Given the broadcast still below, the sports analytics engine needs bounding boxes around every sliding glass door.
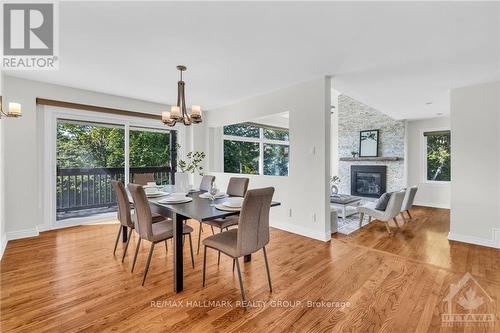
[129,126,175,185]
[55,119,175,222]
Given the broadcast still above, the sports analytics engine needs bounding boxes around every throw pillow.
[375,192,392,210]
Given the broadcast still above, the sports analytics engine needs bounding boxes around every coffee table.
[330,194,362,219]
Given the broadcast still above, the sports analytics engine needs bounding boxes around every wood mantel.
[339,156,403,162]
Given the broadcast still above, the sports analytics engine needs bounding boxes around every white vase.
[175,172,189,193]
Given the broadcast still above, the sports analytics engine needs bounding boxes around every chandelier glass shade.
[162,65,202,127]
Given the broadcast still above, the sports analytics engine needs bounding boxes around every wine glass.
[209,183,218,207]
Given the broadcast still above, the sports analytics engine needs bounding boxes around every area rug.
[337,213,364,235]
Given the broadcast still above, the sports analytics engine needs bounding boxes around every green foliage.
[427,134,451,181]
[263,144,289,176]
[57,123,125,168]
[57,123,170,168]
[223,123,259,138]
[224,140,259,174]
[178,151,206,175]
[264,128,289,141]
[129,130,169,167]
[330,175,340,185]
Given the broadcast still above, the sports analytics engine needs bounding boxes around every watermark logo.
[2,1,58,70]
[442,272,495,328]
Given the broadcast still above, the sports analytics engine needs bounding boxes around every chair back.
[236,187,274,256]
[227,177,249,197]
[199,175,215,191]
[111,181,134,228]
[382,190,406,221]
[127,183,153,240]
[401,186,418,211]
[133,173,155,185]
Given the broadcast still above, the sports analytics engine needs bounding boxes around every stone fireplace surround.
[336,94,405,197]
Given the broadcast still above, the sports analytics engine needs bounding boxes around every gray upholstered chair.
[127,183,195,286]
[133,173,155,185]
[400,186,418,221]
[356,190,406,234]
[199,175,215,192]
[111,181,165,262]
[196,177,250,256]
[202,187,274,304]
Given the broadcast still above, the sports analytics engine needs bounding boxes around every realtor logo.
[442,272,495,327]
[2,2,58,69]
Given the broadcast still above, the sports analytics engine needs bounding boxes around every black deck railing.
[56,166,173,213]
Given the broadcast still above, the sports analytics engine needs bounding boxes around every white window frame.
[421,128,451,184]
[40,105,184,230]
[222,125,289,176]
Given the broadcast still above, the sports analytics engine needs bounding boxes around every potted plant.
[351,150,358,158]
[330,175,340,195]
[176,148,206,192]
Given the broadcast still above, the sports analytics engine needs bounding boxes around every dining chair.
[128,183,195,286]
[199,175,215,191]
[111,181,166,262]
[202,187,274,305]
[196,177,250,255]
[133,173,155,185]
[357,190,406,234]
[400,186,418,221]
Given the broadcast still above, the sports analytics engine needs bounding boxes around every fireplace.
[351,165,387,198]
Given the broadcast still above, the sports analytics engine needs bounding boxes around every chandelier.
[162,65,202,127]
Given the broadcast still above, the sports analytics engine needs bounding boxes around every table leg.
[122,226,128,243]
[342,206,347,219]
[244,254,252,262]
[173,213,183,292]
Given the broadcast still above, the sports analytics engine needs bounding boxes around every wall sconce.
[0,97,22,118]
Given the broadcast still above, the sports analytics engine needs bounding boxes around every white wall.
[449,81,500,248]
[203,77,332,241]
[2,75,174,240]
[0,73,6,258]
[406,117,451,208]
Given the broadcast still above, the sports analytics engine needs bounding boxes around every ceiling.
[6,2,500,120]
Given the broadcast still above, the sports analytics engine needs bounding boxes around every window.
[424,130,451,182]
[223,122,289,176]
[56,119,176,221]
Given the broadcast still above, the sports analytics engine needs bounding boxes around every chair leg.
[142,242,155,286]
[164,239,168,254]
[113,225,122,255]
[217,227,222,265]
[235,258,246,305]
[121,228,133,263]
[393,217,400,229]
[358,213,365,228]
[202,246,207,287]
[368,216,372,224]
[400,212,407,223]
[211,226,215,235]
[197,222,203,255]
[232,258,235,272]
[263,246,272,292]
[188,233,195,269]
[384,222,392,234]
[131,238,141,273]
[407,210,413,220]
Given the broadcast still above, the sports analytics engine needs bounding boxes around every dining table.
[128,185,281,293]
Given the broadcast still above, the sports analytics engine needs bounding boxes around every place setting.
[157,192,193,204]
[143,182,170,198]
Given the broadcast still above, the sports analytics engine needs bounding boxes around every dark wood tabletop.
[141,190,280,293]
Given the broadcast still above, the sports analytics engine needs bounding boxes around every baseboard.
[448,229,500,249]
[6,228,39,241]
[271,221,330,242]
[0,234,7,260]
[414,201,450,209]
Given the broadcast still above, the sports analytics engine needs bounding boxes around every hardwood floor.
[1,207,499,332]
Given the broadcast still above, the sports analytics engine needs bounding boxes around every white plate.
[222,197,244,208]
[158,197,193,204]
[146,192,169,198]
[199,192,227,199]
